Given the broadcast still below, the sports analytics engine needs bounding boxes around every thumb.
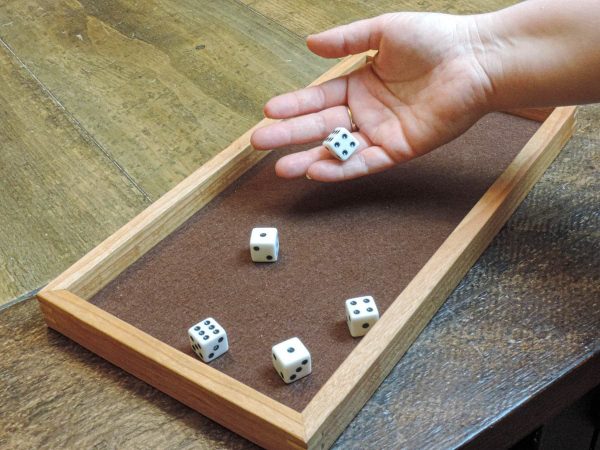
[307,15,386,59]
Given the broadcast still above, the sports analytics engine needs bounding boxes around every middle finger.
[251,105,354,150]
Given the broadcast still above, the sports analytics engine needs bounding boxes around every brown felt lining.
[91,113,540,412]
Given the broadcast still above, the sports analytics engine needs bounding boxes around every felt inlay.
[91,113,540,411]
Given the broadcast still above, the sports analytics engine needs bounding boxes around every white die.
[188,317,229,363]
[323,127,359,161]
[272,337,311,384]
[250,227,279,262]
[345,296,379,337]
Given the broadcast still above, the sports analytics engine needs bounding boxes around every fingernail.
[306,173,312,180]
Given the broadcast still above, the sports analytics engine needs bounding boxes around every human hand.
[250,12,494,182]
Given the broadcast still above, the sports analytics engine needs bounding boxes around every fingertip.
[306,30,339,58]
[309,17,385,59]
[275,147,332,179]
[306,32,321,44]
[274,158,286,177]
[250,128,270,151]
[263,100,278,119]
[249,131,262,151]
[305,33,319,52]
[263,95,293,119]
[275,156,304,179]
[306,160,343,182]
[305,165,318,181]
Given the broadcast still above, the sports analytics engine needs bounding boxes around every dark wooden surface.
[1,0,599,448]
[1,105,598,448]
[0,0,526,307]
[0,0,329,305]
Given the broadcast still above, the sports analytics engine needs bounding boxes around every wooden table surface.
[1,1,598,448]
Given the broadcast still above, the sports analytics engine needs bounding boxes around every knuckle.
[314,85,327,110]
[315,113,328,136]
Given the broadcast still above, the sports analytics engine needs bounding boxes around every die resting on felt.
[345,296,379,337]
[188,317,229,362]
[272,337,312,384]
[250,227,279,262]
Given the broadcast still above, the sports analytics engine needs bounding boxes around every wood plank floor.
[0,0,329,305]
[0,0,598,448]
[1,104,598,446]
[0,41,148,305]
[0,0,330,199]
[0,0,520,306]
[239,0,517,36]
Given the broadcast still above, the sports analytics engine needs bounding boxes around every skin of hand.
[251,13,494,182]
[250,0,600,182]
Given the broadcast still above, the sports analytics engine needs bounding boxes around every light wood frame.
[36,52,576,449]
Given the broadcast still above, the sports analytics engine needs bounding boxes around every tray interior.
[90,112,540,411]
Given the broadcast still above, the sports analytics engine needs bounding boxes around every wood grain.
[37,289,307,450]
[0,0,330,199]
[239,0,517,37]
[1,0,596,448]
[0,298,260,450]
[238,1,551,126]
[37,105,576,448]
[238,1,550,126]
[42,53,370,299]
[303,106,576,449]
[0,40,147,306]
[0,0,549,306]
[4,106,597,450]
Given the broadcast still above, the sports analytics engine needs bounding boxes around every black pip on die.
[323,126,359,161]
[345,296,379,337]
[250,227,279,262]
[188,317,229,363]
[272,337,312,384]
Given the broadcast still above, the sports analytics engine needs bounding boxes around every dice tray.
[36,53,576,449]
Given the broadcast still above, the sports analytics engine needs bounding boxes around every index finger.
[264,76,348,119]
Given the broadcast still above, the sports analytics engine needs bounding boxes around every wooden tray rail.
[37,52,576,449]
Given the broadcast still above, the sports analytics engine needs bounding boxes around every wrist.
[470,0,600,110]
[468,11,514,113]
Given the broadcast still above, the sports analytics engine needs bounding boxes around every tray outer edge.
[34,46,573,448]
[302,106,576,450]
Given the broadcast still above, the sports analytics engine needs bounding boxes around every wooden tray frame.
[36,52,576,449]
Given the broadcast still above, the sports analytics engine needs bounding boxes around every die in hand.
[345,296,379,337]
[323,127,359,161]
[188,317,229,363]
[250,227,279,262]
[272,337,312,384]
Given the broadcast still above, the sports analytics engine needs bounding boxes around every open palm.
[251,12,494,181]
